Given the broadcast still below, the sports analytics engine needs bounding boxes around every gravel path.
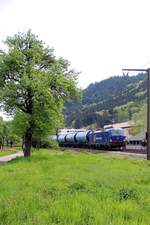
[0,152,23,164]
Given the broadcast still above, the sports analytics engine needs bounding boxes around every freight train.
[56,127,126,150]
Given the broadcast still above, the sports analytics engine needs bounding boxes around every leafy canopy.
[0,30,79,139]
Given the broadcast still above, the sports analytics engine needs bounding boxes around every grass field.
[0,149,150,225]
[0,148,18,157]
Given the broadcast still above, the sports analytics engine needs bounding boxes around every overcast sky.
[1,0,150,90]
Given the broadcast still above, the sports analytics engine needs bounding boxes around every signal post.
[122,68,150,160]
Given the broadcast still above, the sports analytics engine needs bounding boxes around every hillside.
[64,73,147,128]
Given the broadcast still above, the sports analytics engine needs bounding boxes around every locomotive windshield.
[110,129,125,136]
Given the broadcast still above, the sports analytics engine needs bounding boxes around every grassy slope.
[0,149,150,225]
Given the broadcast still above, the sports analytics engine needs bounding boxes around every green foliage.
[0,30,79,155]
[135,91,146,98]
[5,121,20,145]
[0,118,20,148]
[132,104,147,135]
[32,137,59,149]
[0,150,150,224]
[11,112,30,137]
[0,117,6,146]
[48,139,59,149]
[115,101,140,122]
[65,74,147,128]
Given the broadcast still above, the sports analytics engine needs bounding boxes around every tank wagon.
[57,128,126,150]
[57,133,67,147]
[65,132,77,146]
[75,130,93,147]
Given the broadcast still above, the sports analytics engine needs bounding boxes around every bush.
[32,138,59,149]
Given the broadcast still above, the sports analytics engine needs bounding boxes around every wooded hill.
[64,73,147,129]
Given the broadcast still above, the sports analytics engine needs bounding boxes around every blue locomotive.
[56,127,126,150]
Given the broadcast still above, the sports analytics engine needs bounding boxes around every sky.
[1,0,150,90]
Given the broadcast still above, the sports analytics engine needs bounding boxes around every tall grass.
[0,149,150,225]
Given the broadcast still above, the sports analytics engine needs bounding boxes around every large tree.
[0,30,79,157]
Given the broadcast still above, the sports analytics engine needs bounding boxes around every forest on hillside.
[64,74,147,131]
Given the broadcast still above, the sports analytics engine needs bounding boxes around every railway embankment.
[66,147,147,158]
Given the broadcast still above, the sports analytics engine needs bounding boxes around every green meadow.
[0,149,150,225]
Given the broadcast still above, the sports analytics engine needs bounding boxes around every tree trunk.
[24,132,32,157]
